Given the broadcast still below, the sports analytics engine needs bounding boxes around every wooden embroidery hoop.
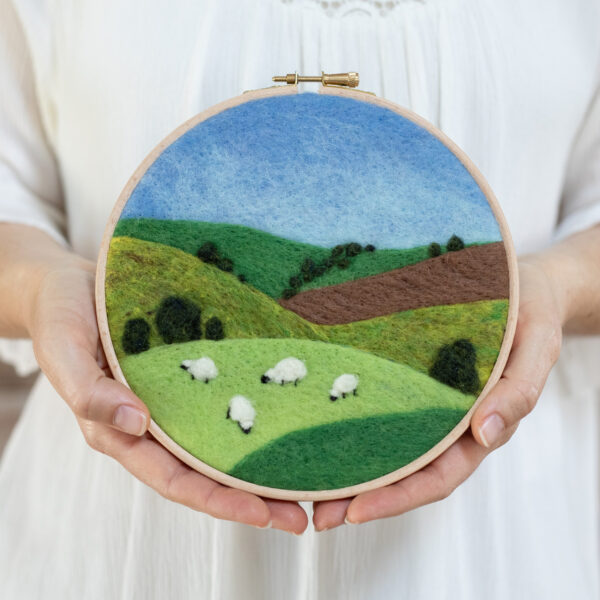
[96,82,519,501]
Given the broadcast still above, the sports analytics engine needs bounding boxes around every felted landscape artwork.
[104,92,511,492]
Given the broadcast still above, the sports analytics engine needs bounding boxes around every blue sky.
[121,93,500,249]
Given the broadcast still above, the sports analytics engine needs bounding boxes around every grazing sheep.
[226,395,256,434]
[329,374,359,401]
[180,357,218,383]
[261,357,307,386]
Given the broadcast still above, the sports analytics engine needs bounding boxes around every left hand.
[313,257,564,530]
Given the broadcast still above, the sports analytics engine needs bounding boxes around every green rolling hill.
[113,218,453,299]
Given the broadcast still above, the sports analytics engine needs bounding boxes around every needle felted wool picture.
[97,82,517,501]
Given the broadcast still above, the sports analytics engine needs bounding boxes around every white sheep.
[180,357,218,383]
[329,374,359,401]
[261,357,307,386]
[226,395,256,434]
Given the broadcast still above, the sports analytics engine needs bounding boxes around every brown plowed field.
[278,242,509,325]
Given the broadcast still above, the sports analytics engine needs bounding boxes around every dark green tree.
[155,296,202,344]
[216,257,234,272]
[282,288,297,299]
[301,257,316,275]
[205,316,225,341]
[289,275,303,289]
[197,241,219,263]
[428,242,442,258]
[345,242,363,257]
[122,318,150,355]
[365,244,376,252]
[446,235,465,252]
[429,339,479,394]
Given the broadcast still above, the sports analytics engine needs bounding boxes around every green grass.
[326,301,508,391]
[120,338,474,478]
[229,408,468,490]
[106,236,508,392]
[113,218,447,298]
[106,236,324,354]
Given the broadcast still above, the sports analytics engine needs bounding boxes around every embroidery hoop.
[96,82,518,501]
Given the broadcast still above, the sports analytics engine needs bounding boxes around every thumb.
[35,330,150,436]
[471,307,562,449]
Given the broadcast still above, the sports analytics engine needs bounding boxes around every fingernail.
[344,516,356,525]
[113,405,147,436]
[479,413,505,448]
[257,520,272,530]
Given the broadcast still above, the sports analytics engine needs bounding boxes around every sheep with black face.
[227,395,256,434]
[261,357,307,386]
[329,374,359,401]
[180,357,218,383]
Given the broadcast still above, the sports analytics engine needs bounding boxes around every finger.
[344,431,492,524]
[264,499,309,534]
[471,305,561,449]
[86,423,275,527]
[86,423,308,532]
[36,332,150,435]
[312,498,352,532]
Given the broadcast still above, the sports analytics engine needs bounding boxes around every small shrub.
[289,275,303,289]
[314,264,327,277]
[365,244,376,252]
[428,242,442,258]
[237,274,247,283]
[216,257,234,272]
[429,339,479,394]
[282,288,297,299]
[205,316,225,341]
[302,271,315,283]
[197,241,218,263]
[324,257,335,268]
[446,235,465,252]
[156,296,202,344]
[337,258,350,269]
[301,257,316,275]
[345,242,362,257]
[122,318,150,355]
[331,245,345,258]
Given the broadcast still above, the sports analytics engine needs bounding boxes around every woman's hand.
[312,254,567,531]
[3,225,307,534]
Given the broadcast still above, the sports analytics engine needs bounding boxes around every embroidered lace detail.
[280,0,420,17]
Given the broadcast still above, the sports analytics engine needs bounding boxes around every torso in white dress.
[1,1,600,598]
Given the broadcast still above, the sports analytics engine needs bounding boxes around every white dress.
[1,1,600,598]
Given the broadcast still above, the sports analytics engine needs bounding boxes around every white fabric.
[1,0,600,597]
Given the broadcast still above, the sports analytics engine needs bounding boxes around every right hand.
[28,255,308,534]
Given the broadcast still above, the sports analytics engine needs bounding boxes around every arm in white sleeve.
[555,78,600,241]
[0,0,67,376]
[0,0,66,245]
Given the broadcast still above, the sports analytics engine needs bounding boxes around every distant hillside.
[280,242,509,324]
[105,236,324,355]
[106,237,508,391]
[113,218,447,299]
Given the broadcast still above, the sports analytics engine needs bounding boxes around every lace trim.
[280,0,421,18]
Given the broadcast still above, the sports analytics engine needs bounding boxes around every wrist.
[521,243,587,330]
[0,224,93,338]
[22,253,94,337]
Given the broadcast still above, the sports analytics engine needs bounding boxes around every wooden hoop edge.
[95,84,519,502]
